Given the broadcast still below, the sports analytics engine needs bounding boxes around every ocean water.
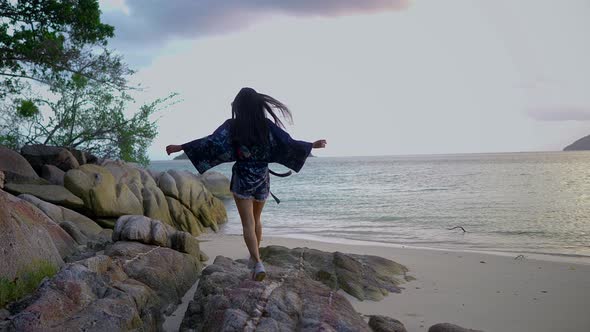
[150,152,590,258]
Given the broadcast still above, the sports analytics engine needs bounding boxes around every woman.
[166,87,327,281]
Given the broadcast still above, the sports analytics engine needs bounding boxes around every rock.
[260,245,410,301]
[105,241,201,315]
[66,148,87,165]
[0,146,41,184]
[95,218,117,229]
[368,315,407,332]
[428,323,483,332]
[564,134,590,151]
[113,215,175,247]
[4,183,84,210]
[157,169,227,235]
[19,194,103,238]
[0,190,64,280]
[64,164,143,217]
[41,164,65,185]
[198,171,231,198]
[199,251,209,262]
[180,256,370,332]
[87,229,114,251]
[0,309,9,321]
[5,240,202,331]
[0,170,4,189]
[21,144,80,173]
[113,215,201,258]
[60,221,88,245]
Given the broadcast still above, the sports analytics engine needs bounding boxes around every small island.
[564,134,590,151]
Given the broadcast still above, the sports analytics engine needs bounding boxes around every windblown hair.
[230,87,293,146]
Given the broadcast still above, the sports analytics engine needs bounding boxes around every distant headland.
[564,134,590,151]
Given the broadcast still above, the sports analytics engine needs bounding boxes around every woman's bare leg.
[253,200,266,247]
[234,195,262,263]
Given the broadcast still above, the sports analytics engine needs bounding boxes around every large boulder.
[101,160,174,225]
[156,169,227,235]
[20,144,80,174]
[0,146,42,184]
[260,245,411,301]
[105,241,201,315]
[18,194,103,239]
[0,190,65,280]
[112,215,201,258]
[198,171,231,199]
[64,164,143,218]
[41,164,65,186]
[181,256,371,332]
[3,183,84,210]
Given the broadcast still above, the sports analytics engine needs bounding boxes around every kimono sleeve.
[181,119,235,174]
[267,120,313,172]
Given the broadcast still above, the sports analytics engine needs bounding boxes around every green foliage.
[0,0,131,96]
[16,100,39,118]
[0,260,58,308]
[0,75,178,165]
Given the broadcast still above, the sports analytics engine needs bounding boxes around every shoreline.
[183,233,590,332]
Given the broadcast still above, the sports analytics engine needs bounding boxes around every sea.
[150,151,590,260]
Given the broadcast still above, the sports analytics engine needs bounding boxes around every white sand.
[165,233,590,332]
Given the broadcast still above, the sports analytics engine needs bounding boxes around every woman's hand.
[312,139,327,149]
[166,144,183,155]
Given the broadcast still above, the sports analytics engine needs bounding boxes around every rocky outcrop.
[63,162,226,234]
[0,190,66,280]
[20,144,80,174]
[181,247,411,331]
[0,146,43,184]
[259,245,411,301]
[564,134,590,151]
[2,230,202,331]
[199,171,231,199]
[41,164,65,186]
[18,194,103,240]
[428,323,483,332]
[181,256,372,332]
[4,183,84,210]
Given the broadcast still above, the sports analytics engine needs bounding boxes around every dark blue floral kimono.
[182,119,312,202]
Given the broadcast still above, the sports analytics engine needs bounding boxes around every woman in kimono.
[165,87,327,281]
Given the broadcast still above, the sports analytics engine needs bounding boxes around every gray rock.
[260,245,411,301]
[41,164,65,186]
[180,255,370,332]
[19,194,102,238]
[0,146,41,184]
[428,323,484,332]
[4,183,84,209]
[368,315,407,332]
[105,241,201,315]
[199,171,231,199]
[0,170,4,189]
[0,309,9,321]
[21,144,80,173]
[60,220,88,245]
[0,190,64,280]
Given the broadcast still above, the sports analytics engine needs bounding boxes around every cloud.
[101,0,410,46]
[527,106,590,121]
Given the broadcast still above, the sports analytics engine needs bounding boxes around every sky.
[98,0,590,160]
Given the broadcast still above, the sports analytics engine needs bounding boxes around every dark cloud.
[102,0,409,45]
[528,107,590,121]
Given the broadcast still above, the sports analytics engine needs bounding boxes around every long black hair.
[231,87,293,146]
